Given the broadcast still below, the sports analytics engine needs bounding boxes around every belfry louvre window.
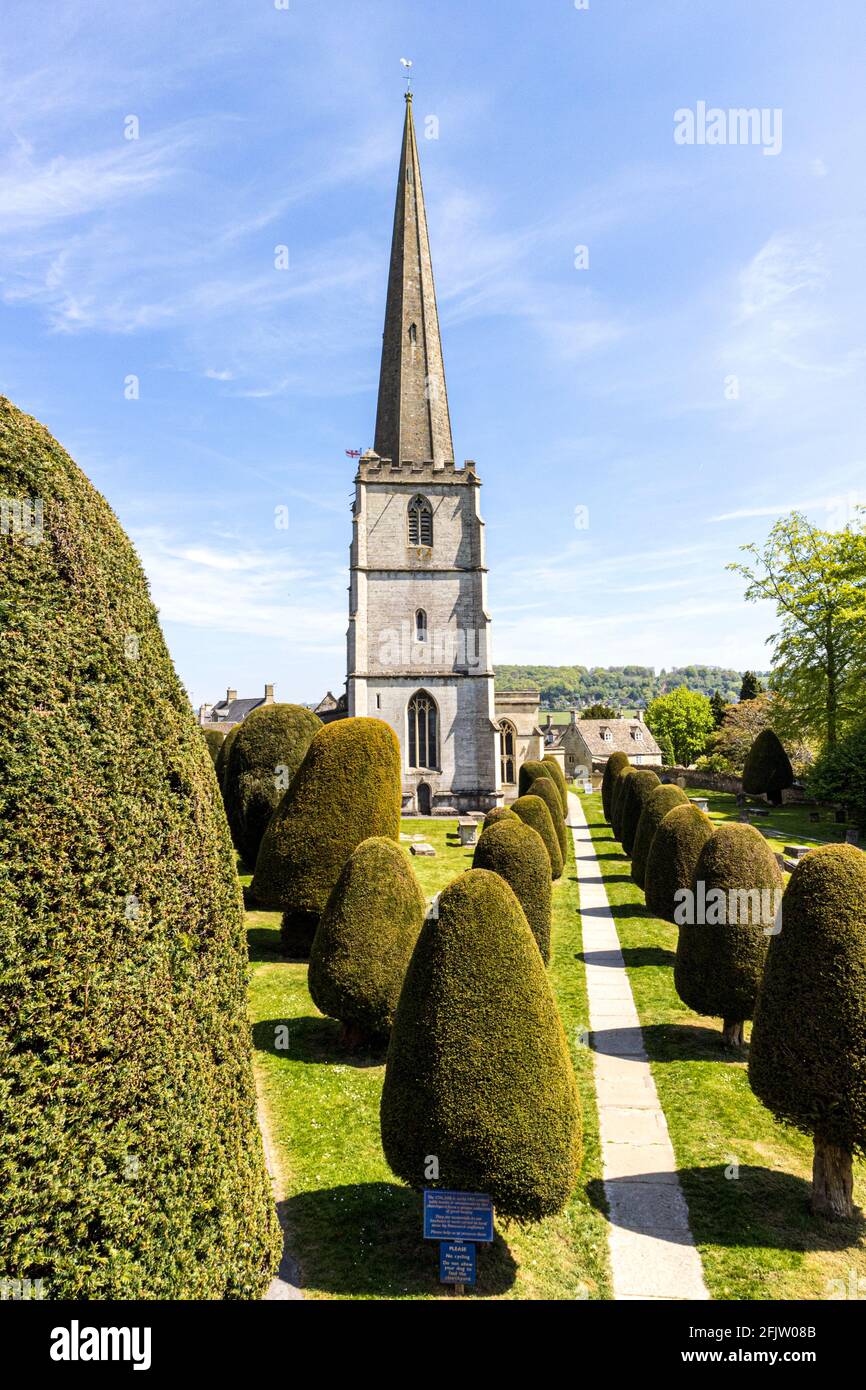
[408,495,433,546]
[408,691,438,769]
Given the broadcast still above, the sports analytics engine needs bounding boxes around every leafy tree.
[739,671,763,702]
[749,844,866,1217]
[380,870,582,1221]
[710,690,727,728]
[730,512,866,747]
[655,732,675,767]
[808,718,866,831]
[581,702,619,720]
[645,687,715,766]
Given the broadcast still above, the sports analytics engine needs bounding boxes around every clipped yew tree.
[253,716,401,954]
[631,783,689,890]
[222,702,320,869]
[542,755,569,813]
[602,751,630,822]
[473,818,552,962]
[308,837,425,1042]
[214,720,242,791]
[0,396,280,1298]
[749,844,866,1218]
[610,765,636,841]
[530,775,569,861]
[201,727,225,764]
[742,728,794,806]
[511,793,563,879]
[380,869,582,1221]
[517,759,550,796]
[675,823,783,1047]
[483,805,518,829]
[620,769,661,856]
[645,802,715,923]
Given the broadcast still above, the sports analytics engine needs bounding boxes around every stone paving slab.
[568,793,709,1302]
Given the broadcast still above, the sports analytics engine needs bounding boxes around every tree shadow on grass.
[280,1183,518,1298]
[247,926,285,962]
[590,1021,745,1065]
[621,945,676,968]
[252,1017,388,1069]
[586,1168,864,1255]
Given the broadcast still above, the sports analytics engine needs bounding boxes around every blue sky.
[2,0,864,708]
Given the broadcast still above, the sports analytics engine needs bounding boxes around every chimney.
[570,709,577,726]
[264,683,275,702]
[226,687,237,704]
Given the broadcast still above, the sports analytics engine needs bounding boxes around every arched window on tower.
[408,322,417,345]
[415,608,427,642]
[408,691,438,769]
[499,720,517,786]
[408,495,433,546]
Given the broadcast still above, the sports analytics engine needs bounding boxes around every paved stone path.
[568,793,709,1301]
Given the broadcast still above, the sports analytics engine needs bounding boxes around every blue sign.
[440,1240,476,1286]
[423,1189,494,1243]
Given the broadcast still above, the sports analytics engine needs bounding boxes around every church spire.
[373,92,454,469]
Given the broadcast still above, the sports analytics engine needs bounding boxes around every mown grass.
[245,820,611,1300]
[685,787,849,862]
[582,790,866,1301]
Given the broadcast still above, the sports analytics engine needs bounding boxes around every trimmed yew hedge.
[620,769,661,856]
[530,775,569,861]
[602,751,630,823]
[749,844,866,1217]
[511,794,563,879]
[610,765,636,841]
[518,759,552,798]
[308,837,425,1039]
[201,727,225,764]
[0,396,280,1298]
[631,783,689,889]
[675,823,783,1046]
[222,702,320,869]
[542,756,569,813]
[483,805,518,830]
[253,717,401,955]
[644,802,715,924]
[380,869,582,1221]
[473,818,552,962]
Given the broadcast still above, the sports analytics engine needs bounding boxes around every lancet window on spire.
[408,495,433,546]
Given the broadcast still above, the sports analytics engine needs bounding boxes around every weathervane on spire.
[400,57,413,94]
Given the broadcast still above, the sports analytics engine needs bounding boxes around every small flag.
[345,448,361,458]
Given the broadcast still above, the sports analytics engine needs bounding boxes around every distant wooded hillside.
[493,665,768,709]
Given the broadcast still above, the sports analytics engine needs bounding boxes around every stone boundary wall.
[662,766,808,804]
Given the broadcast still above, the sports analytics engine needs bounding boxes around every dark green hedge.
[644,802,715,923]
[483,805,518,829]
[253,716,401,955]
[542,756,569,813]
[602,751,630,822]
[631,784,689,889]
[529,775,568,861]
[511,794,563,879]
[741,728,794,806]
[308,837,425,1038]
[380,869,582,1221]
[750,844,866,1153]
[222,702,320,869]
[517,759,552,798]
[0,396,280,1298]
[214,721,242,791]
[610,765,636,841]
[620,769,661,856]
[674,823,783,1030]
[201,727,225,764]
[473,819,552,962]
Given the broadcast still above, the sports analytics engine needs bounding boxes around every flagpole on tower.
[400,57,413,94]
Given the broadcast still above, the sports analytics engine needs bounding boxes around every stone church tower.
[346,93,501,814]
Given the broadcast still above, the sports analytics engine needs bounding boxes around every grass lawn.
[246,819,612,1300]
[581,790,866,1301]
[684,787,849,863]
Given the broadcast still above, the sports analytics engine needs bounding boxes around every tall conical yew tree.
[0,397,280,1297]
[620,769,661,856]
[630,783,689,889]
[222,701,320,869]
[644,802,714,924]
[749,844,866,1218]
[742,728,794,806]
[610,765,636,841]
[602,751,629,823]
[542,755,569,813]
[380,869,582,1221]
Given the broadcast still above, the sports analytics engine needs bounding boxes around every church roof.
[373,93,454,469]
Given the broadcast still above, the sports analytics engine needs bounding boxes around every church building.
[346,93,511,815]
